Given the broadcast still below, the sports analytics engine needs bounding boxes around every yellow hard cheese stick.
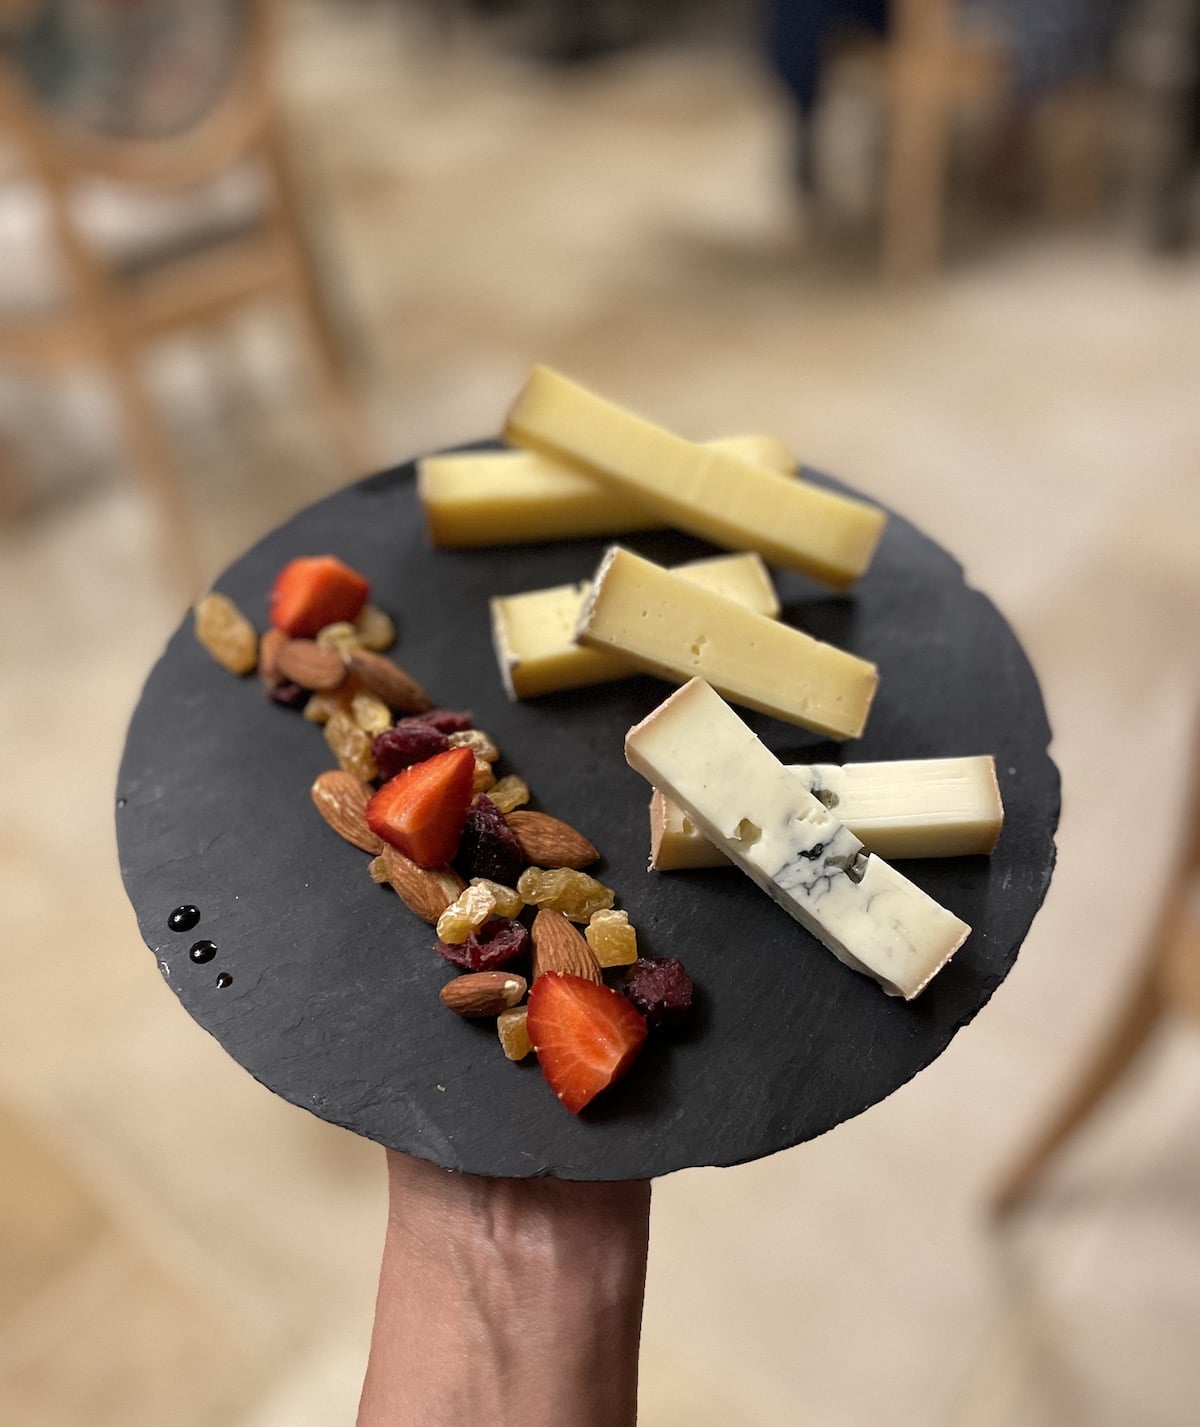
[505,365,886,588]
[492,551,780,699]
[418,433,794,549]
[576,546,877,740]
[625,679,971,999]
[649,756,1004,869]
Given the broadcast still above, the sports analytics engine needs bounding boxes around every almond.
[276,638,348,691]
[311,770,383,853]
[440,971,528,1018]
[506,811,599,870]
[530,908,602,984]
[347,649,433,714]
[375,844,465,923]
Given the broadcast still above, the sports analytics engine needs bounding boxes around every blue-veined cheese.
[625,679,971,998]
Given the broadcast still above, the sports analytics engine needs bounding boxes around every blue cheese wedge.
[650,755,1003,867]
[625,680,971,999]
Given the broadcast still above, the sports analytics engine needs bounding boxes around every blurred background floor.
[2,1,1199,1424]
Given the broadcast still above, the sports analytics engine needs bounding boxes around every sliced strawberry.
[270,556,370,638]
[365,746,476,869]
[526,972,648,1114]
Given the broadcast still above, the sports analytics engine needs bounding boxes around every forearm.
[358,1151,651,1427]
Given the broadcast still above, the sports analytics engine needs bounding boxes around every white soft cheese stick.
[649,756,1003,868]
[625,680,971,999]
[505,365,886,587]
[418,433,794,548]
[492,552,780,699]
[577,545,877,739]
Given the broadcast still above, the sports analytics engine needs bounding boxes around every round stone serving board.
[116,453,1059,1180]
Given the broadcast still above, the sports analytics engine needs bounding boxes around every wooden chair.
[992,712,1200,1215]
[0,0,368,591]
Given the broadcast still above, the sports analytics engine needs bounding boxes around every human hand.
[358,1150,651,1427]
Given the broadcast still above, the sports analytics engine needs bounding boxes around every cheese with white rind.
[492,552,780,699]
[625,679,971,999]
[418,433,793,549]
[576,546,877,739]
[504,365,885,587]
[649,755,1003,868]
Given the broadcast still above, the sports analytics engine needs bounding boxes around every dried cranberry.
[624,957,693,1028]
[437,916,529,971]
[419,709,475,734]
[267,681,308,709]
[455,795,526,885]
[372,721,450,779]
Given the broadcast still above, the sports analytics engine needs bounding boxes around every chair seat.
[0,160,269,317]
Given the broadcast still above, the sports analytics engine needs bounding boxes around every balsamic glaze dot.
[189,940,218,964]
[169,905,200,933]
[215,972,233,989]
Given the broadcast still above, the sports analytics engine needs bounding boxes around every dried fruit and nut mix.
[192,558,696,1116]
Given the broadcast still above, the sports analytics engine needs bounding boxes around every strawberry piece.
[269,556,370,638]
[526,972,648,1114]
[365,746,476,869]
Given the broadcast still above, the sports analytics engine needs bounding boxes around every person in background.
[763,0,1128,198]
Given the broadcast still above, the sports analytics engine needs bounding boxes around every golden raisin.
[585,909,638,968]
[449,728,499,763]
[324,709,377,781]
[354,603,396,652]
[194,593,258,675]
[516,867,614,923]
[487,775,530,815]
[351,692,392,736]
[316,621,362,656]
[436,884,496,944]
[471,755,496,795]
[497,1006,532,1061]
[470,878,523,918]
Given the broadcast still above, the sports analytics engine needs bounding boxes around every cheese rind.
[576,546,877,739]
[492,552,780,699]
[625,680,971,999]
[504,365,886,587]
[418,434,793,549]
[650,756,1003,867]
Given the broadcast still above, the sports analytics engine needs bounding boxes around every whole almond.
[440,971,528,1018]
[506,811,599,870]
[376,844,465,923]
[276,638,348,691]
[311,770,383,853]
[348,649,433,714]
[530,908,602,984]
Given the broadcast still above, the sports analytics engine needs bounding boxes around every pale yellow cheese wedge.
[418,433,793,549]
[505,365,886,587]
[576,546,877,739]
[625,680,970,999]
[492,551,780,699]
[649,756,1003,868]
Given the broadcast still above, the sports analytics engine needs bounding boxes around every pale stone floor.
[2,4,1200,1424]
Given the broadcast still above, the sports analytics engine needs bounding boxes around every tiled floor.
[2,3,1199,1423]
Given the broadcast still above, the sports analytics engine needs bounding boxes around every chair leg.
[883,53,951,281]
[990,959,1164,1217]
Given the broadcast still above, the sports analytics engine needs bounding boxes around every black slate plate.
[116,454,1059,1180]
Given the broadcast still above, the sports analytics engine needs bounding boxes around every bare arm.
[358,1150,651,1427]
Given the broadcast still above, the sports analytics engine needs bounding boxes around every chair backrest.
[0,0,274,189]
